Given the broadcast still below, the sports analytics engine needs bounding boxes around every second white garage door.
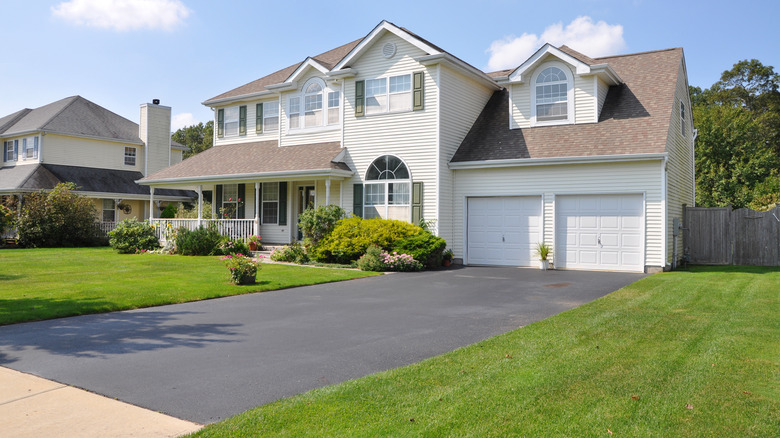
[467,196,542,266]
[555,194,644,272]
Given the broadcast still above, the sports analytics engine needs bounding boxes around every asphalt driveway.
[0,266,644,424]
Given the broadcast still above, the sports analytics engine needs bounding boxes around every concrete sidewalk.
[0,367,201,438]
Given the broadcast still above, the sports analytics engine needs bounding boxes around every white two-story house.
[0,96,193,232]
[139,20,695,273]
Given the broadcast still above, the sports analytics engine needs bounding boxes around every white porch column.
[254,182,260,236]
[149,187,155,220]
[325,178,331,205]
[197,185,203,227]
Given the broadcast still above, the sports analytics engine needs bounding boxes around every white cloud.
[486,16,626,71]
[172,112,199,131]
[52,0,191,32]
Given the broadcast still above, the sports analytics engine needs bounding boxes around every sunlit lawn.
[0,247,378,325]
[191,265,779,437]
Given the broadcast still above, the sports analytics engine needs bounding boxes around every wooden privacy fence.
[683,205,780,266]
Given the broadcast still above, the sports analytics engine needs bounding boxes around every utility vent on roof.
[382,42,396,59]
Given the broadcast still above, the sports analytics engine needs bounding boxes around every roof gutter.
[449,153,668,170]
[137,168,355,186]
[202,90,276,107]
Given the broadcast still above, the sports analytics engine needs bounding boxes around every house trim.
[449,153,668,170]
[138,168,354,186]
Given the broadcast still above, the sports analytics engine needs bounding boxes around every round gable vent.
[382,42,397,59]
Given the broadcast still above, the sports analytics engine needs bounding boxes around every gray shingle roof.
[0,163,192,197]
[452,48,683,162]
[139,141,352,183]
[0,96,142,143]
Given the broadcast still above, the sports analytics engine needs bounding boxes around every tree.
[172,121,214,158]
[693,59,780,209]
[16,182,105,247]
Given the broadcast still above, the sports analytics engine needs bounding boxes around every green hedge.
[108,218,160,254]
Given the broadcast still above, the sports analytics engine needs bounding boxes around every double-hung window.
[304,82,323,127]
[327,91,340,124]
[262,182,279,224]
[363,155,411,221]
[22,137,38,160]
[124,147,136,166]
[223,107,239,137]
[288,97,301,129]
[365,74,412,115]
[4,140,17,162]
[264,101,279,132]
[102,199,116,223]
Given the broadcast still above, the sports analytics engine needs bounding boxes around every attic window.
[535,67,569,122]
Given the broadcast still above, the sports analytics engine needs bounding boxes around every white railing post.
[325,178,331,205]
[149,187,155,221]
[254,182,260,236]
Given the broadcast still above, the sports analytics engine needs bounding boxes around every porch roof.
[137,140,353,186]
[0,163,193,199]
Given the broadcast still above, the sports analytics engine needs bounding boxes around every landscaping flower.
[221,254,260,285]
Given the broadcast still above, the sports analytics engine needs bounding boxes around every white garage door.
[467,196,542,266]
[556,194,644,272]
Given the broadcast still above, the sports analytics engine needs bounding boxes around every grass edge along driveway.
[0,247,378,325]
[190,265,779,437]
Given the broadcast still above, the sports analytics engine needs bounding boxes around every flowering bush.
[270,243,309,264]
[381,251,423,272]
[357,245,422,272]
[221,253,262,285]
[109,218,160,254]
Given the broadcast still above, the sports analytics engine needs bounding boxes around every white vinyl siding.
[664,59,696,267]
[574,74,596,124]
[511,83,531,129]
[452,160,665,270]
[343,32,438,225]
[438,64,495,247]
[214,99,280,146]
[41,134,145,171]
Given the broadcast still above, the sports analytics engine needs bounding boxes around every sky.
[2,0,779,131]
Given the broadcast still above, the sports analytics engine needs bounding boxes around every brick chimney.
[139,99,171,176]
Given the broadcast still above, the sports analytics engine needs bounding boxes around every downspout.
[661,156,668,270]
[691,128,698,207]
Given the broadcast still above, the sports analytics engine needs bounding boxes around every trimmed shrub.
[309,217,423,264]
[16,182,106,248]
[356,245,385,271]
[270,243,309,264]
[160,203,177,218]
[298,204,346,247]
[108,218,160,254]
[392,231,446,269]
[175,223,223,256]
[214,236,250,256]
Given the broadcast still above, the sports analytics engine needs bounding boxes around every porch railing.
[150,219,255,241]
[100,222,118,235]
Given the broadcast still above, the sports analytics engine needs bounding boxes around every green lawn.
[0,247,377,325]
[191,266,779,437]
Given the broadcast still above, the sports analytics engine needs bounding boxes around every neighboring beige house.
[0,96,193,232]
[139,20,695,272]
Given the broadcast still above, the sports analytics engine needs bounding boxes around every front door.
[297,185,315,240]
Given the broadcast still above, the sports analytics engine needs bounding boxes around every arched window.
[288,78,340,130]
[533,65,571,124]
[364,155,411,221]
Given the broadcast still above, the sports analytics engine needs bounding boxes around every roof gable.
[452,48,684,163]
[331,20,441,71]
[0,96,141,143]
[501,43,621,85]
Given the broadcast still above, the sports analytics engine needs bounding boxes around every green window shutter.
[217,109,224,138]
[411,181,423,224]
[215,185,223,219]
[353,184,363,218]
[239,105,247,135]
[256,103,263,134]
[237,184,246,218]
[413,72,424,111]
[355,80,365,117]
[278,182,288,225]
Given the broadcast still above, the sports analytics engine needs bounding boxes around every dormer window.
[531,63,573,126]
[288,78,339,131]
